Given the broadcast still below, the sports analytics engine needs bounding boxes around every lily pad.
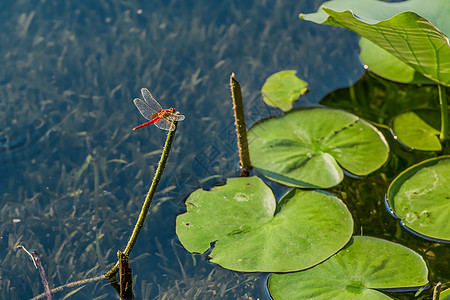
[441,288,450,300]
[268,236,429,299]
[261,70,308,112]
[386,156,450,241]
[391,110,442,151]
[247,108,389,188]
[176,176,353,272]
[300,0,450,86]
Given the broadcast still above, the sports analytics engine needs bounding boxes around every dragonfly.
[132,88,185,131]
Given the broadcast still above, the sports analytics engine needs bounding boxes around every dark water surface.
[0,0,367,299]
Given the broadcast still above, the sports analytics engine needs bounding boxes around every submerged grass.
[0,0,360,298]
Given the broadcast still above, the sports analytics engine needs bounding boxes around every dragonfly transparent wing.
[141,88,163,113]
[154,112,186,131]
[154,118,174,131]
[133,98,157,120]
[171,114,185,121]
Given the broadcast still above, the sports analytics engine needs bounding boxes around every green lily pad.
[387,156,450,241]
[359,38,434,85]
[392,110,442,151]
[247,108,389,188]
[441,288,450,300]
[268,236,429,299]
[261,70,308,112]
[300,0,450,86]
[176,176,353,272]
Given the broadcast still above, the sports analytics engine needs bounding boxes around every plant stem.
[104,122,178,278]
[230,73,251,174]
[433,282,441,300]
[439,84,448,142]
[18,246,52,300]
[31,276,106,300]
[118,251,133,299]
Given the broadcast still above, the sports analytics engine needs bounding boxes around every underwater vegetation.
[2,0,450,299]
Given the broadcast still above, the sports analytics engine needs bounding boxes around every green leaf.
[300,0,450,86]
[268,236,429,300]
[320,72,439,126]
[247,108,389,188]
[261,70,308,112]
[387,156,450,241]
[441,288,450,300]
[392,110,442,151]
[176,176,353,272]
[359,38,434,84]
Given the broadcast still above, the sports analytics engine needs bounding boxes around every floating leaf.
[268,236,429,299]
[300,0,450,86]
[387,156,450,241]
[392,110,442,151]
[441,288,450,300]
[176,176,353,272]
[261,70,308,112]
[248,108,389,188]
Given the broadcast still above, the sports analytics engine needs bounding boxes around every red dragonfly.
[132,88,185,131]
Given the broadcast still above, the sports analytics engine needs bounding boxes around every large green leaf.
[300,0,450,86]
[391,110,442,151]
[268,236,429,299]
[359,38,434,84]
[387,156,450,241]
[261,70,308,112]
[176,176,353,272]
[247,108,389,188]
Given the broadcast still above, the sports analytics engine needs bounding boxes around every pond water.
[2,0,446,299]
